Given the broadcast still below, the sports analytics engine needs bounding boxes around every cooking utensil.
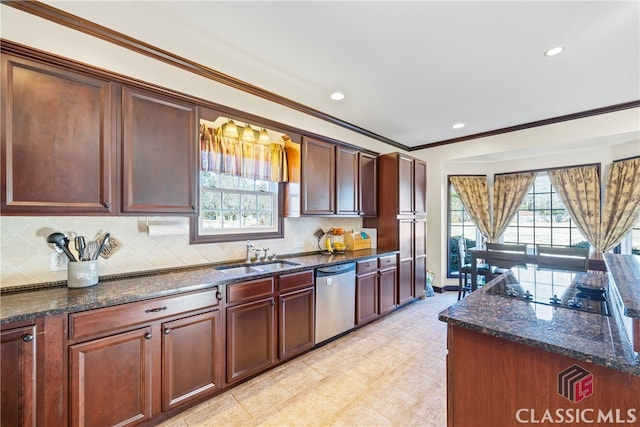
[94,233,110,260]
[47,232,77,262]
[75,236,86,261]
[86,240,99,261]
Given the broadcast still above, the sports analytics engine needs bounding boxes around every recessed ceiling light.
[330,92,345,101]
[544,46,564,57]
[452,123,465,129]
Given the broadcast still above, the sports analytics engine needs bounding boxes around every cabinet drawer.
[378,255,397,269]
[279,270,313,292]
[357,259,377,275]
[227,278,274,304]
[69,289,218,341]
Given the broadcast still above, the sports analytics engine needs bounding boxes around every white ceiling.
[41,1,639,149]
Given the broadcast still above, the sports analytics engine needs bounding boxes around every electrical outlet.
[49,252,68,271]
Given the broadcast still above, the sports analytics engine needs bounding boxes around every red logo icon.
[558,364,593,402]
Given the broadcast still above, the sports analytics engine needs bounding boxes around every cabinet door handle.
[163,328,171,335]
[191,205,196,211]
[215,290,222,301]
[144,333,152,340]
[271,300,275,306]
[103,202,111,208]
[145,306,167,313]
[22,334,34,342]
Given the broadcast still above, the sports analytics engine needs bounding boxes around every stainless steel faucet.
[246,240,254,263]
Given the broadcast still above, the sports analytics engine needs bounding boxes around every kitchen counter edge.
[1,249,397,324]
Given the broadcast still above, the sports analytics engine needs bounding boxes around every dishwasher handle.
[315,262,356,277]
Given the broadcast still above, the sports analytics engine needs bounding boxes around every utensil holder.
[67,260,99,288]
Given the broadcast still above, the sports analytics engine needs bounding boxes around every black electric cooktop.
[487,268,610,316]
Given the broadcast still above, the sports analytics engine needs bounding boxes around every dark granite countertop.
[1,249,396,324]
[439,260,640,377]
[603,253,640,318]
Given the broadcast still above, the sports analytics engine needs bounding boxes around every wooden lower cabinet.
[356,270,379,325]
[378,267,397,315]
[356,256,398,326]
[162,311,220,411]
[278,270,315,361]
[226,297,276,384]
[1,323,37,427]
[447,325,640,427]
[69,327,153,427]
[67,289,220,426]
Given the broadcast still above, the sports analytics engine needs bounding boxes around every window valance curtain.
[450,176,492,241]
[199,124,289,182]
[548,158,640,253]
[450,173,535,243]
[491,172,536,242]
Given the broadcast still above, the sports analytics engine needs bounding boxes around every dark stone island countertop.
[1,249,397,324]
[439,254,640,377]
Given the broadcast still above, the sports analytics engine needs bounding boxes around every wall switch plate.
[49,252,68,271]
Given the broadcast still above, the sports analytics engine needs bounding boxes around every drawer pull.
[22,334,34,343]
[144,333,152,340]
[163,328,171,335]
[145,306,167,313]
[216,290,222,301]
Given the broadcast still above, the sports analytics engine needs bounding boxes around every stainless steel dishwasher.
[314,262,356,344]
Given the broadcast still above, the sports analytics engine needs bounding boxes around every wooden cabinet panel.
[413,220,427,299]
[226,298,276,384]
[278,270,313,292]
[162,310,220,411]
[69,327,153,427]
[69,289,218,340]
[1,55,115,215]
[378,267,397,315]
[279,287,314,360]
[413,159,427,215]
[1,324,36,427]
[226,278,274,304]
[359,152,377,217]
[301,137,335,215]
[398,154,414,215]
[356,259,377,275]
[356,272,379,325]
[121,86,197,215]
[336,146,359,215]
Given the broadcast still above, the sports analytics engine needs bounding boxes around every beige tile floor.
[159,291,459,427]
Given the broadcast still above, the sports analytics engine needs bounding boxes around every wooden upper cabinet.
[398,154,414,215]
[300,137,335,215]
[359,152,377,217]
[121,86,197,215]
[1,55,116,215]
[398,154,426,216]
[336,146,359,216]
[413,158,427,215]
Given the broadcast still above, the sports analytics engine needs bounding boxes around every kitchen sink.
[215,260,299,274]
[254,261,299,271]
[216,265,264,275]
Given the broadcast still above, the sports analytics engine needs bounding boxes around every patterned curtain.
[599,157,640,251]
[547,165,601,249]
[450,176,492,242]
[199,123,289,182]
[491,172,536,242]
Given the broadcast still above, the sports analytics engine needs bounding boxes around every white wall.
[1,5,638,290]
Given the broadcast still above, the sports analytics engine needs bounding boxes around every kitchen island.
[439,255,639,427]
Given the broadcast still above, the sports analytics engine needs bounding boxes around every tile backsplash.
[0,216,363,289]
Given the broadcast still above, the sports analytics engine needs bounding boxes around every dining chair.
[484,242,528,280]
[457,237,492,300]
[535,245,589,272]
